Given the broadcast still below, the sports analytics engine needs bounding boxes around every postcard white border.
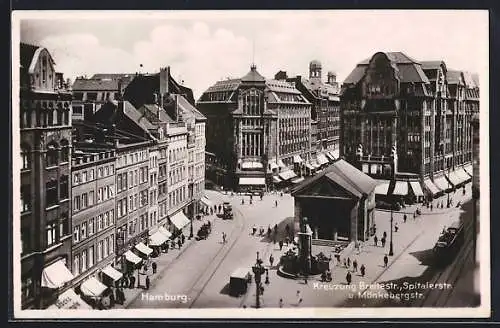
[11,9,491,319]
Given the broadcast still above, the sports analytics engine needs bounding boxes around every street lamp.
[447,167,451,208]
[252,251,265,309]
[389,209,394,256]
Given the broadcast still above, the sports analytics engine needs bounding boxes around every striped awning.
[374,180,390,195]
[101,265,123,282]
[41,259,74,289]
[424,179,440,196]
[135,242,153,257]
[446,171,462,187]
[124,250,142,265]
[80,277,108,298]
[279,170,297,181]
[200,196,213,207]
[392,181,408,196]
[170,211,191,230]
[409,181,424,197]
[434,176,451,191]
[455,169,471,183]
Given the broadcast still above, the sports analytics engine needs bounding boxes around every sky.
[16,10,488,100]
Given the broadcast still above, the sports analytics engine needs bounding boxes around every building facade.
[197,64,312,191]
[70,149,117,286]
[281,60,341,158]
[340,52,478,202]
[19,43,73,309]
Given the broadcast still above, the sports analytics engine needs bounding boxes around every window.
[73,225,80,243]
[21,226,31,254]
[21,144,31,169]
[73,173,80,185]
[98,167,103,178]
[81,193,88,209]
[89,169,95,180]
[80,249,87,272]
[104,212,110,228]
[97,215,103,232]
[104,237,109,257]
[105,166,109,176]
[60,139,69,162]
[73,195,81,212]
[88,190,94,206]
[21,185,31,213]
[59,212,69,238]
[88,246,94,268]
[97,188,102,203]
[73,254,80,275]
[89,217,95,236]
[87,92,98,101]
[97,240,103,262]
[46,143,59,167]
[81,222,87,240]
[46,179,58,207]
[82,171,87,183]
[110,234,114,254]
[59,175,69,200]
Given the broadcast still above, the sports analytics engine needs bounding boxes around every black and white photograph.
[11,10,490,319]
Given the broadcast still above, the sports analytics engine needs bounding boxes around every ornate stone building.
[19,43,73,309]
[340,52,478,202]
[197,64,312,191]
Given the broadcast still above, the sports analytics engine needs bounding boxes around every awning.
[374,180,390,195]
[272,176,282,183]
[279,170,297,181]
[124,250,142,265]
[101,265,123,282]
[331,149,340,159]
[446,171,461,187]
[170,211,190,230]
[316,153,329,165]
[305,163,315,170]
[158,226,173,238]
[291,176,305,184]
[200,197,212,207]
[41,259,74,289]
[409,181,424,197]
[241,161,264,169]
[277,159,286,169]
[392,181,408,196]
[293,155,303,164]
[325,152,336,161]
[149,230,169,246]
[455,169,471,183]
[424,179,440,196]
[434,176,451,191]
[463,164,473,177]
[80,277,108,298]
[239,177,266,185]
[47,289,92,310]
[268,161,279,170]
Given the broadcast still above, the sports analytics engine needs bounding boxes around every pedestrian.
[394,222,399,232]
[413,211,416,220]
[267,226,272,238]
[343,258,347,267]
[374,235,378,246]
[353,259,358,272]
[241,198,244,205]
[279,240,284,251]
[270,254,275,267]
[383,254,388,267]
[165,242,170,253]
[346,271,352,285]
[250,199,253,205]
[129,275,136,289]
[145,275,150,290]
[274,224,278,234]
[381,237,386,248]
[222,232,226,244]
[181,233,185,244]
[279,298,284,308]
[213,205,217,213]
[347,257,351,268]
[383,231,387,239]
[177,238,182,249]
[280,192,283,197]
[252,225,257,235]
[296,290,302,306]
[275,200,278,207]
[373,224,377,235]
[152,262,157,274]
[360,264,366,277]
[431,203,433,211]
[285,236,290,246]
[403,214,407,223]
[304,275,308,285]
[273,235,277,244]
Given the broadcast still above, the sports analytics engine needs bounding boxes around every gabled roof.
[138,104,174,124]
[122,101,157,130]
[446,70,464,85]
[91,73,135,80]
[343,51,429,85]
[176,95,206,121]
[420,61,446,70]
[292,159,377,198]
[20,43,39,70]
[73,78,120,91]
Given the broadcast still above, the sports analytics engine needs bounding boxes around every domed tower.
[309,60,322,80]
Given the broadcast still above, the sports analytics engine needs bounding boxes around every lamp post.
[252,251,265,309]
[389,209,394,256]
[447,167,451,208]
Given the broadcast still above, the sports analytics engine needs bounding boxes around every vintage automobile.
[229,267,252,297]
[222,202,234,220]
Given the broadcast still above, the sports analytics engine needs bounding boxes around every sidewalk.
[113,216,213,309]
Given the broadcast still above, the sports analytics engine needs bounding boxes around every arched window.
[60,139,69,163]
[60,175,69,200]
[21,143,31,170]
[46,142,59,167]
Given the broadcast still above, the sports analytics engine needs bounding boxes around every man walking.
[346,271,352,285]
[152,262,157,274]
[352,259,358,272]
[145,275,150,290]
[381,237,386,248]
[360,264,366,277]
[383,254,389,267]
[403,214,407,223]
[374,235,378,246]
[296,291,302,306]
[279,298,284,308]
[269,254,275,267]
[279,240,284,251]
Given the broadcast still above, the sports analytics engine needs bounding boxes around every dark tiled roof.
[241,65,266,82]
[122,101,157,130]
[205,79,242,93]
[91,73,135,79]
[291,159,377,198]
[73,78,120,91]
[20,43,39,70]
[266,79,301,94]
[420,61,445,70]
[397,64,430,83]
[177,95,206,120]
[343,66,367,85]
[446,70,463,85]
[358,52,419,65]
